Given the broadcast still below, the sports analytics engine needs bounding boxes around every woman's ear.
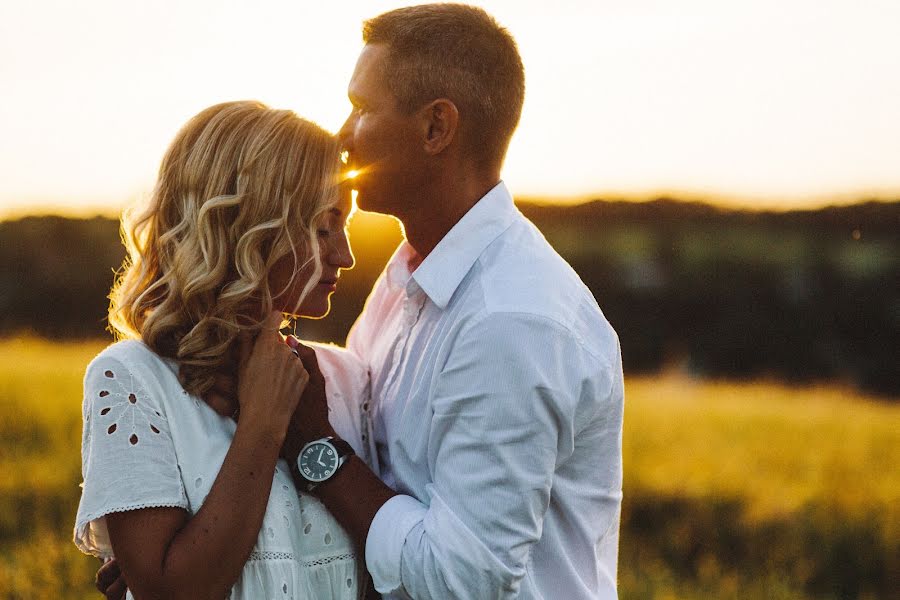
[422,99,459,155]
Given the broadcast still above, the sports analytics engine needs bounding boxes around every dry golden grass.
[0,337,897,599]
[624,374,900,522]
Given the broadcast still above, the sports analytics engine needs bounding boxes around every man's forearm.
[303,456,398,557]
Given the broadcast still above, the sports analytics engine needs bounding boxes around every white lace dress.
[74,339,377,600]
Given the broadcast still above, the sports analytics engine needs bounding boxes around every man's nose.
[337,112,355,149]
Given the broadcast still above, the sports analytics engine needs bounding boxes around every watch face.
[298,441,339,482]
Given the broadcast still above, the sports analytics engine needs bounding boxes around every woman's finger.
[104,576,128,600]
[238,310,283,366]
[95,558,120,590]
[237,333,254,367]
[262,310,285,333]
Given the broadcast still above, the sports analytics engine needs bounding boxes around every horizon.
[3,191,897,223]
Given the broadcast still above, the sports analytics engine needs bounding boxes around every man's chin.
[354,192,390,216]
[353,190,371,211]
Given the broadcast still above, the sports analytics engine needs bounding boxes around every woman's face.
[270,185,355,319]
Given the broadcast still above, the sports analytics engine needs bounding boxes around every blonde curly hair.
[108,101,342,397]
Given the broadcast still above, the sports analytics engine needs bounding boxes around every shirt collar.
[411,181,517,309]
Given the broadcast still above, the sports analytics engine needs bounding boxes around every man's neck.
[401,175,501,259]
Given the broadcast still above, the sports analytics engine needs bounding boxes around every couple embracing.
[75,4,624,599]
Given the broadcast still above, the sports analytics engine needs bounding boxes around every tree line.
[2,199,897,396]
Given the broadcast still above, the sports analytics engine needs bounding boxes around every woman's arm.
[105,417,284,599]
[104,314,308,600]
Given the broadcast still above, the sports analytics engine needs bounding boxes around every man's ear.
[421,99,459,155]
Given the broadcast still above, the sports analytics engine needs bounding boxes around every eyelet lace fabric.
[301,553,356,568]
[248,550,296,561]
[91,362,167,446]
[74,340,370,599]
[246,550,358,568]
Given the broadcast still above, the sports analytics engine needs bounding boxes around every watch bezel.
[293,437,354,491]
[297,439,340,483]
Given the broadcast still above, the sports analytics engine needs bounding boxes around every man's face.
[338,44,424,217]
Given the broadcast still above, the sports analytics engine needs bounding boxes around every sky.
[1,0,899,217]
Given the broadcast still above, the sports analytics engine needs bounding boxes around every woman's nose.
[326,232,355,270]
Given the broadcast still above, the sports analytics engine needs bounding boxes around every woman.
[74,101,372,599]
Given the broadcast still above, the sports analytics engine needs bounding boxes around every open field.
[1,337,897,599]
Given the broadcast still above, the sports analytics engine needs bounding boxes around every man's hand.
[280,338,335,463]
[95,558,126,600]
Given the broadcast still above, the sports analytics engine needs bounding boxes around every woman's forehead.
[332,184,354,216]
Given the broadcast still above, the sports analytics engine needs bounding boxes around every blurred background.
[1,1,897,598]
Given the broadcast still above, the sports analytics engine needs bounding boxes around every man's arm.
[289,313,610,599]
[281,339,398,557]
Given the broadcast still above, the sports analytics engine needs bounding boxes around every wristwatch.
[293,436,355,492]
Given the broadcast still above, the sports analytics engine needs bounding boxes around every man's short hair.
[363,3,525,170]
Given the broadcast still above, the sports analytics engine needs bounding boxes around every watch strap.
[329,438,355,459]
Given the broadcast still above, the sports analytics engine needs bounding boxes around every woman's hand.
[95,558,126,600]
[236,311,310,441]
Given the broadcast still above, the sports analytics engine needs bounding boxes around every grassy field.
[0,337,897,599]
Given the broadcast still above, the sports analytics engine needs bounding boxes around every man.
[99,4,623,599]
[296,5,623,598]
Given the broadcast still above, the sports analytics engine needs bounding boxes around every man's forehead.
[348,44,389,92]
[333,185,354,214]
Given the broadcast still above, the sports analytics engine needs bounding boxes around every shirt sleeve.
[308,342,379,473]
[74,352,188,558]
[366,312,607,599]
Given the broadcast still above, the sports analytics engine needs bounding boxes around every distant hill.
[520,198,900,234]
[2,199,897,395]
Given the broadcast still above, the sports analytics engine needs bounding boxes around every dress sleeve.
[74,351,189,558]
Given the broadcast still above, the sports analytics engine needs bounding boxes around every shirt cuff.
[366,494,428,595]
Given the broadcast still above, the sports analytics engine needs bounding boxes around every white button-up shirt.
[347,182,623,600]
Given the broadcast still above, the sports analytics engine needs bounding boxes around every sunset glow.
[1,0,899,218]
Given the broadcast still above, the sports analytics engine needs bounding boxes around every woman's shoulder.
[88,339,155,370]
[85,339,179,390]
